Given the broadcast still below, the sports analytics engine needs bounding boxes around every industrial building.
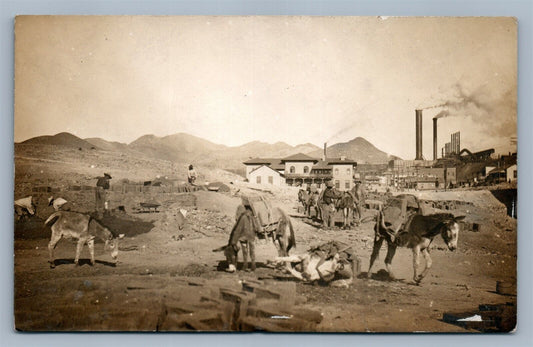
[387,109,516,190]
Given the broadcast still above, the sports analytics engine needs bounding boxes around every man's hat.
[104,173,112,179]
[326,181,334,187]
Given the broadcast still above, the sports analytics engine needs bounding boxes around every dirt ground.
[13,147,517,332]
[14,188,517,332]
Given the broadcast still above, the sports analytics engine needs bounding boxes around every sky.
[14,16,517,159]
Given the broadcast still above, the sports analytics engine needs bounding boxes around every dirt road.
[14,187,516,332]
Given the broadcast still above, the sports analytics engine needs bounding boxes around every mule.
[335,191,356,229]
[298,189,310,214]
[306,192,321,219]
[45,211,119,268]
[213,209,259,272]
[271,207,296,257]
[216,206,296,272]
[367,213,464,284]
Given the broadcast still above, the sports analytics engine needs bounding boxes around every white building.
[248,165,285,186]
[243,153,357,191]
[506,164,517,182]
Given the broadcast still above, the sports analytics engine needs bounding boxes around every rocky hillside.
[17,132,396,169]
[19,132,97,150]
[308,137,397,164]
[84,137,130,152]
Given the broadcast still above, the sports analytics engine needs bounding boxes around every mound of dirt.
[192,190,241,219]
[14,212,155,240]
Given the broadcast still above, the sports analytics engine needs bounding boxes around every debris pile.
[157,278,323,331]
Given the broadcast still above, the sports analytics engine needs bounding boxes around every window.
[514,170,517,178]
[346,168,351,175]
[334,168,339,175]
[256,176,261,184]
[345,181,350,189]
[303,166,309,174]
[268,176,273,184]
[335,180,340,189]
[290,166,295,174]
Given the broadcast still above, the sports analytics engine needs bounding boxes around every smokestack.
[323,142,327,161]
[415,110,423,160]
[433,118,438,160]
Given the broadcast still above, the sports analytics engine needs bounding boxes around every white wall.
[332,164,354,191]
[506,164,517,182]
[248,166,284,186]
[285,161,315,175]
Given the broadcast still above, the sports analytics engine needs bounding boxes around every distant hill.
[128,133,228,163]
[200,141,321,170]
[17,132,395,168]
[19,132,97,150]
[308,137,397,164]
[84,137,129,152]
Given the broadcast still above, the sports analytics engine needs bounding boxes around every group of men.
[306,180,365,228]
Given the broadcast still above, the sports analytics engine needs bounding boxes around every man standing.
[95,173,111,217]
[319,181,341,228]
[187,164,197,185]
[351,181,365,224]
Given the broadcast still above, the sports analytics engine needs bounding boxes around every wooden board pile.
[442,302,516,332]
[157,278,323,332]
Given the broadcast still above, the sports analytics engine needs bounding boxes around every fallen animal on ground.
[14,196,36,221]
[45,211,119,268]
[213,209,259,272]
[368,212,464,284]
[276,241,357,288]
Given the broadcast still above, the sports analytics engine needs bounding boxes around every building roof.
[326,157,357,165]
[243,158,279,165]
[244,155,357,170]
[312,160,332,169]
[270,162,286,171]
[280,153,318,163]
[248,164,284,176]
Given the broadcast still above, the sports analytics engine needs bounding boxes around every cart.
[140,201,161,213]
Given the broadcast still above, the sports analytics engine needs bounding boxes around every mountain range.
[17,132,399,170]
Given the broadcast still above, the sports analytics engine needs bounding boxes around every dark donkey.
[213,208,260,272]
[368,213,464,284]
[335,191,357,229]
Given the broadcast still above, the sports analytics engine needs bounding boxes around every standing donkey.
[45,211,119,268]
[368,212,464,284]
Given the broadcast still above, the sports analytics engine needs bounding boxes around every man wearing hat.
[319,181,341,228]
[95,173,112,217]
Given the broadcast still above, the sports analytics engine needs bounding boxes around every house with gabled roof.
[247,164,285,186]
[243,152,357,191]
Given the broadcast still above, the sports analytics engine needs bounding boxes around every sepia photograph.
[13,15,517,332]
